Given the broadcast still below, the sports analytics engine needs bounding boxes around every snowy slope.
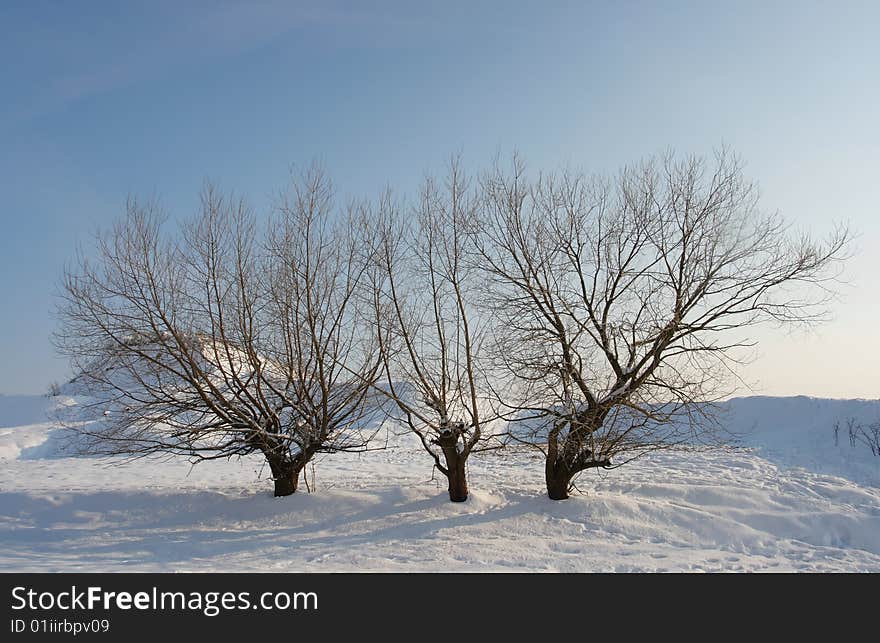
[0,393,878,572]
[720,396,880,486]
[0,394,59,460]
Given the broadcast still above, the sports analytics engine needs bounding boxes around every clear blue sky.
[1,1,877,397]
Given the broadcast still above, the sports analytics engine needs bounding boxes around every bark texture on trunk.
[545,428,572,500]
[545,451,611,500]
[268,455,305,497]
[545,413,610,500]
[545,458,572,501]
[437,430,469,502]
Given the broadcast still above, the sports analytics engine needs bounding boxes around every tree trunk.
[273,470,298,497]
[545,458,571,501]
[437,431,469,502]
[445,455,469,502]
[268,457,304,497]
[545,430,572,500]
[545,413,608,500]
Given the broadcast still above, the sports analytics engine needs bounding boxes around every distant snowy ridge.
[720,395,880,487]
[2,393,878,467]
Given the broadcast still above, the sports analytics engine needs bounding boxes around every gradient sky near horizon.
[1,0,877,397]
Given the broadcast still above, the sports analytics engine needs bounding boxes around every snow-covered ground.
[1,393,879,572]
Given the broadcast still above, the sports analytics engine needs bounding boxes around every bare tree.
[845,417,859,448]
[477,150,850,499]
[55,168,383,496]
[837,417,880,456]
[364,163,502,501]
[860,420,880,457]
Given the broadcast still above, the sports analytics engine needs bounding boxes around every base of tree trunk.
[447,468,469,502]
[545,462,571,500]
[273,473,299,497]
[269,458,303,497]
[546,479,570,500]
[437,431,469,502]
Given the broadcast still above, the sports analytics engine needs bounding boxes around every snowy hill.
[0,394,65,460]
[721,396,880,486]
[0,393,878,572]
